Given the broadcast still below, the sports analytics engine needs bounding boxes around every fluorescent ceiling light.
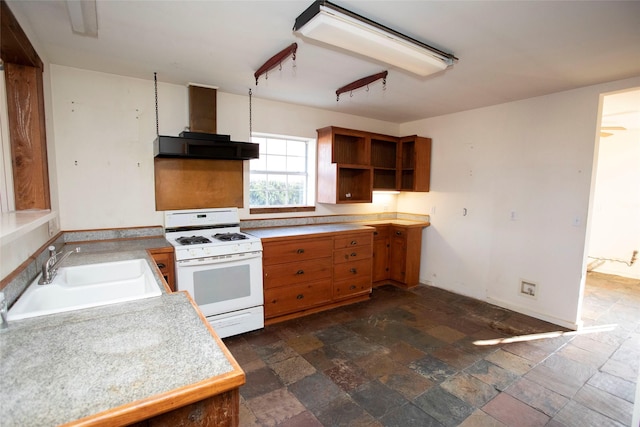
[293,1,457,77]
[65,0,98,37]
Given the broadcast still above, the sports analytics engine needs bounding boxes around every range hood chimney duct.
[153,84,258,160]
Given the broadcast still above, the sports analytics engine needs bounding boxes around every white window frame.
[249,132,316,209]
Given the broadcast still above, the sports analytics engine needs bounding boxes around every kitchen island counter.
[0,245,244,426]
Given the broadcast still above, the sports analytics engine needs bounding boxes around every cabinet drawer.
[264,279,332,318]
[264,257,332,289]
[333,245,372,264]
[333,258,372,281]
[333,276,372,300]
[334,233,372,249]
[372,225,389,239]
[263,238,332,265]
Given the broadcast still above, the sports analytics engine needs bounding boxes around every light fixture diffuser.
[65,0,98,37]
[293,1,457,76]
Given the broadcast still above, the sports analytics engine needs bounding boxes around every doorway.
[586,88,640,281]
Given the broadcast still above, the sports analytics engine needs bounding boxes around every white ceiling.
[7,0,640,124]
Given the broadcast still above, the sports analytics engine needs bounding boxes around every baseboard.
[486,296,582,330]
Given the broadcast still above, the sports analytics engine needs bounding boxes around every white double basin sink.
[8,259,162,321]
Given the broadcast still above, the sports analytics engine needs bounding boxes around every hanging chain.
[154,72,159,136]
[249,88,253,137]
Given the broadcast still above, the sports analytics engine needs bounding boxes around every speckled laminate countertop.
[245,223,375,240]
[0,240,243,426]
[244,220,429,240]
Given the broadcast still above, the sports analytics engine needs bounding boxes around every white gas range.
[165,208,264,338]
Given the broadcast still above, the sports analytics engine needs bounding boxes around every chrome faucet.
[39,246,80,285]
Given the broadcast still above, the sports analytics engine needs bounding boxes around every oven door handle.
[177,251,262,267]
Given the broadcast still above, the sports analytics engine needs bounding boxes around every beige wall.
[398,76,640,328]
[49,65,401,230]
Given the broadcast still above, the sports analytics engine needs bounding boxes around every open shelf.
[337,167,372,203]
[333,133,369,165]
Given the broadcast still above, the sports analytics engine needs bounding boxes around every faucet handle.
[48,245,57,256]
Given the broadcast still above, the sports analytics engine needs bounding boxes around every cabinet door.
[371,225,390,282]
[389,228,407,283]
[372,236,390,282]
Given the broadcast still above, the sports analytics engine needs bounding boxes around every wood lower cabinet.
[128,388,239,427]
[149,247,176,291]
[369,223,427,289]
[262,229,373,324]
[333,233,372,301]
[372,225,390,282]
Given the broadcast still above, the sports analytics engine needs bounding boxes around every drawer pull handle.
[373,231,378,236]
[395,231,402,236]
[350,268,357,274]
[350,240,357,245]
[297,249,305,254]
[296,294,304,300]
[350,252,357,257]
[349,285,357,290]
[157,263,166,269]
[296,269,305,275]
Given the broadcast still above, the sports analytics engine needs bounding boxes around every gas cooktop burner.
[176,235,212,245]
[213,232,248,242]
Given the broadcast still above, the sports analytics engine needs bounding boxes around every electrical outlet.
[520,280,537,298]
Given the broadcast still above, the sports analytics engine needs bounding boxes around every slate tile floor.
[224,272,639,426]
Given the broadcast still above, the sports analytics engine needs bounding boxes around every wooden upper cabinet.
[399,136,432,192]
[316,126,431,204]
[317,127,372,204]
[371,135,398,191]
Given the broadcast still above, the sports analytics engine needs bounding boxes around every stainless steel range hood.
[153,131,259,160]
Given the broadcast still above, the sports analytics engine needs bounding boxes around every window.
[249,133,315,211]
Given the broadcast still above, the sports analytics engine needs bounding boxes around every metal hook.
[350,91,353,98]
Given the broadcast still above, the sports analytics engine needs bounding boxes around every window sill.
[0,210,57,246]
[250,206,316,215]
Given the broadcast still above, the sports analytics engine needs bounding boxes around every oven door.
[176,251,263,317]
